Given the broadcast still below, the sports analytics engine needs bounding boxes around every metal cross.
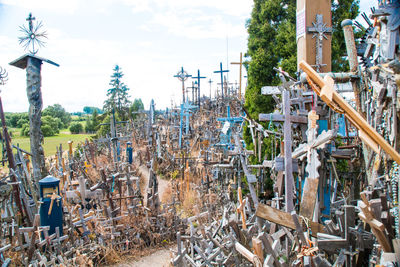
[208,78,213,99]
[18,13,47,55]
[174,67,192,103]
[213,62,229,98]
[26,13,35,31]
[307,14,332,72]
[191,69,206,107]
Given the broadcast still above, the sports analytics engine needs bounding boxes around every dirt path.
[109,246,174,267]
[111,152,173,267]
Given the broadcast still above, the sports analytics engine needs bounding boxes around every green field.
[12,131,94,156]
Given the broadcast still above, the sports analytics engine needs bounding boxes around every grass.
[12,131,94,157]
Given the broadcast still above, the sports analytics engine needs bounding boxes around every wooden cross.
[358,192,392,252]
[300,60,400,165]
[236,186,247,230]
[294,111,336,220]
[231,52,244,100]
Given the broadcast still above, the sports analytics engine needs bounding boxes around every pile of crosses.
[0,99,191,265]
[169,3,400,266]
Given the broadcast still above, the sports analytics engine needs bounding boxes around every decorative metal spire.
[0,67,8,88]
[18,13,47,55]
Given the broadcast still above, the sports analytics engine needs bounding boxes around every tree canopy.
[103,65,131,120]
[42,104,72,128]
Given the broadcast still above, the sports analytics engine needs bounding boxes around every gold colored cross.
[236,186,247,229]
[231,52,244,101]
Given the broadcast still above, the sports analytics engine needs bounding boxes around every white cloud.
[2,0,80,14]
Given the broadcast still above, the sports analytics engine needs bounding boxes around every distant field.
[12,131,94,157]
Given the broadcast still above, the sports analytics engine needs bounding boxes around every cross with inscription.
[307,14,332,72]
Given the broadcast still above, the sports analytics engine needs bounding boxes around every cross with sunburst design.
[18,13,47,55]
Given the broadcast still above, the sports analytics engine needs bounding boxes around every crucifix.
[231,52,244,100]
[174,67,191,103]
[213,62,229,98]
[307,14,332,72]
[192,69,206,107]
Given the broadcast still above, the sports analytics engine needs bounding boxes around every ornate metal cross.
[307,14,332,72]
[18,13,47,55]
[174,67,191,103]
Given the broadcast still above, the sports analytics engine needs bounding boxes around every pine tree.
[103,65,131,120]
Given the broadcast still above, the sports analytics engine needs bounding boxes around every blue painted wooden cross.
[216,105,243,150]
[191,69,206,107]
[174,67,191,103]
[213,62,229,98]
[179,101,198,149]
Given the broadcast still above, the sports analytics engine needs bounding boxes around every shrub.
[41,124,54,137]
[69,122,83,134]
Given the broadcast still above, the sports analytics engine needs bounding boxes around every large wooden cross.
[300,60,400,165]
[231,52,244,100]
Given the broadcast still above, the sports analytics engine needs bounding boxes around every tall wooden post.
[297,0,332,72]
[10,54,59,187]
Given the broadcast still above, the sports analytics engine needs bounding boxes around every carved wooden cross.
[293,110,337,220]
[236,186,247,230]
[358,192,392,252]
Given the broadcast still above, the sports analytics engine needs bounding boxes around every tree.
[129,98,144,120]
[244,0,360,159]
[43,104,72,128]
[83,106,102,115]
[103,65,131,120]
[69,122,83,134]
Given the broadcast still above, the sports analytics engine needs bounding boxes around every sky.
[0,0,372,112]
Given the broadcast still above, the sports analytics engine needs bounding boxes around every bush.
[41,124,55,137]
[69,122,83,134]
[20,123,30,136]
[42,115,60,135]
[16,118,29,128]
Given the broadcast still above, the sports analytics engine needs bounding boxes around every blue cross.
[213,62,229,98]
[216,105,243,150]
[179,101,198,149]
[191,69,206,107]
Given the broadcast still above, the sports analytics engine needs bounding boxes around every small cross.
[26,13,35,32]
[308,110,319,129]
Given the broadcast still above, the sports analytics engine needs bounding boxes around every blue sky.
[0,0,372,112]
